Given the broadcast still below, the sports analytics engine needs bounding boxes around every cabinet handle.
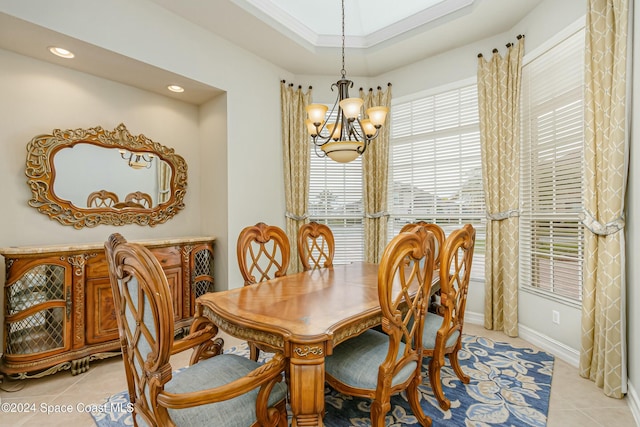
[65,287,72,319]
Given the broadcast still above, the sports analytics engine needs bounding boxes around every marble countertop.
[0,236,216,255]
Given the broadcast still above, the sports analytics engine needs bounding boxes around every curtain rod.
[478,34,525,58]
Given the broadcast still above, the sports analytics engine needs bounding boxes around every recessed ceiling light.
[167,85,184,93]
[48,46,75,59]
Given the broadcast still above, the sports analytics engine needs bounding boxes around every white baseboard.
[464,310,484,326]
[628,382,640,426]
[518,324,581,368]
[464,310,580,367]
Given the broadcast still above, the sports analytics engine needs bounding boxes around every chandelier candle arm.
[327,123,342,141]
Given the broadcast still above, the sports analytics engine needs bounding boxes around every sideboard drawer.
[86,253,109,277]
[151,246,181,267]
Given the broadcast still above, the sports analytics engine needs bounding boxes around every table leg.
[288,346,326,427]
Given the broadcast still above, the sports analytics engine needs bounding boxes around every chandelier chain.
[341,0,346,78]
[303,0,389,162]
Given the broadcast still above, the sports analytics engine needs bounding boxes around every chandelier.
[119,149,154,169]
[304,0,389,163]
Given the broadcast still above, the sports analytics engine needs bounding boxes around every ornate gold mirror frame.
[26,123,187,228]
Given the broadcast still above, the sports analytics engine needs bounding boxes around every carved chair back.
[400,221,446,269]
[297,222,335,270]
[105,233,289,426]
[125,191,153,208]
[422,223,476,410]
[439,223,475,344]
[376,225,436,389]
[324,225,436,426]
[237,222,291,286]
[104,233,176,425]
[87,189,119,208]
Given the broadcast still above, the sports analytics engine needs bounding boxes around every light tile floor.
[0,323,636,426]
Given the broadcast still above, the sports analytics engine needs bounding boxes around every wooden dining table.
[196,262,387,427]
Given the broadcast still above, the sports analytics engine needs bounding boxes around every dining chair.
[125,191,153,208]
[237,222,290,360]
[324,225,437,427]
[87,189,119,207]
[421,223,476,410]
[105,233,288,427]
[401,222,446,313]
[297,221,335,270]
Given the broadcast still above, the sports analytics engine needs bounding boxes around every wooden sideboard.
[0,236,215,379]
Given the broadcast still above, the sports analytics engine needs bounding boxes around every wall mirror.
[26,123,187,228]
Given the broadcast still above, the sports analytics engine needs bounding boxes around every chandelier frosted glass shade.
[305,104,328,131]
[320,140,365,163]
[366,106,389,127]
[338,98,364,119]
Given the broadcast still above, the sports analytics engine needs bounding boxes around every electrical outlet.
[552,310,560,325]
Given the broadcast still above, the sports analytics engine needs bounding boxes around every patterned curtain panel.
[281,81,311,274]
[580,0,629,399]
[477,37,524,338]
[362,84,392,263]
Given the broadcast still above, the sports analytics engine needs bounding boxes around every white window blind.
[308,114,364,264]
[519,27,585,305]
[389,82,485,279]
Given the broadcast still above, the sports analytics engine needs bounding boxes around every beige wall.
[0,49,203,245]
[0,0,292,291]
[0,0,293,354]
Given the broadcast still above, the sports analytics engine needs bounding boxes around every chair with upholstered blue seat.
[324,225,437,427]
[421,223,475,411]
[105,233,288,427]
[237,222,291,361]
[401,221,447,317]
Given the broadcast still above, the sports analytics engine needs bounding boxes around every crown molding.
[234,0,475,49]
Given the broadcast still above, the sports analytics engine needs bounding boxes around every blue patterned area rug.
[91,335,553,427]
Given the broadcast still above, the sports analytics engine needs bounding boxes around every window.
[308,141,364,264]
[519,24,585,305]
[389,80,485,280]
